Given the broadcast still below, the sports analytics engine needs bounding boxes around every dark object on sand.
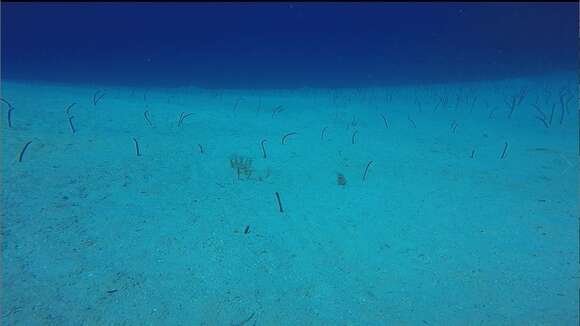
[132,138,141,156]
[363,160,373,181]
[275,192,284,213]
[18,141,33,162]
[500,142,509,160]
[337,173,347,186]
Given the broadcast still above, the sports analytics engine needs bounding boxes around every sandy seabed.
[1,73,578,325]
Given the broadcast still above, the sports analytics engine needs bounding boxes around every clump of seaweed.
[230,154,253,180]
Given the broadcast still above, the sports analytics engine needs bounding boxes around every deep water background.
[1,2,578,88]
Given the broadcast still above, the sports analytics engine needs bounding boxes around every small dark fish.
[244,225,250,234]
[106,289,118,294]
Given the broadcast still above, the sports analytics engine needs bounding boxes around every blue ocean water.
[2,2,577,88]
[1,2,578,325]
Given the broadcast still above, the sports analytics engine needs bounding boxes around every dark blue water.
[2,2,577,88]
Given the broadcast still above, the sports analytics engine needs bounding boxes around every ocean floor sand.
[1,73,578,325]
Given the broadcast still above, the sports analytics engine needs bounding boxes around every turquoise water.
[1,3,578,325]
